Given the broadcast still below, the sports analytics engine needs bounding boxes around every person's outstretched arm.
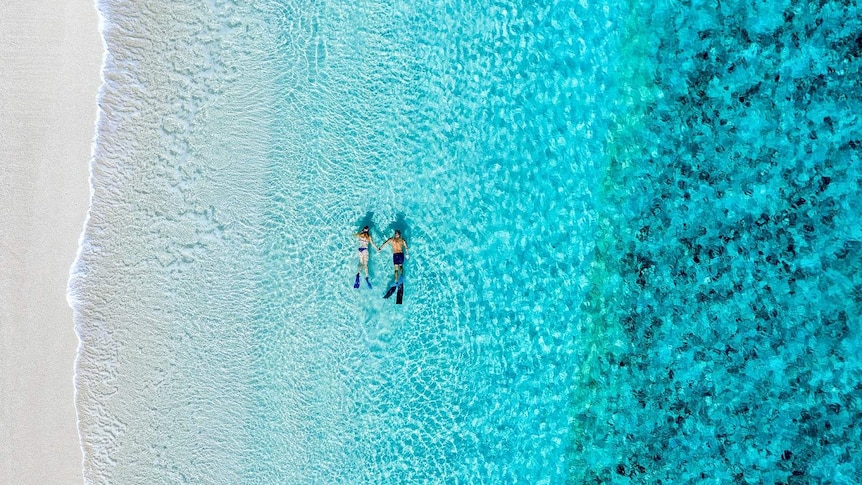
[378,238,391,252]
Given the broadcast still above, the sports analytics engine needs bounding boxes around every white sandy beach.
[0,0,101,483]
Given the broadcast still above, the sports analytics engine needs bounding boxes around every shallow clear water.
[72,0,862,482]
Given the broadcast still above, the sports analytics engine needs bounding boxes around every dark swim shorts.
[393,252,405,265]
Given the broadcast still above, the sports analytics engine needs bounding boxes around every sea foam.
[71,1,280,482]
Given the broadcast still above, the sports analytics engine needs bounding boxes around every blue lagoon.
[71,0,862,482]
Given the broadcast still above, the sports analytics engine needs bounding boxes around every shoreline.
[0,0,102,483]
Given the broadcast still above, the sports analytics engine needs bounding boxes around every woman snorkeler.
[354,226,377,288]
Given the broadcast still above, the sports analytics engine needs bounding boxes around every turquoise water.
[71,0,862,482]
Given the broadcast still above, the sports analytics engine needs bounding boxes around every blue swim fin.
[353,273,360,289]
[365,277,372,289]
[383,282,398,299]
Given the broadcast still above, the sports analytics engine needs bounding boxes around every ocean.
[70,0,862,482]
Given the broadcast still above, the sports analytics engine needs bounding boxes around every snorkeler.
[378,229,408,284]
[354,226,377,288]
